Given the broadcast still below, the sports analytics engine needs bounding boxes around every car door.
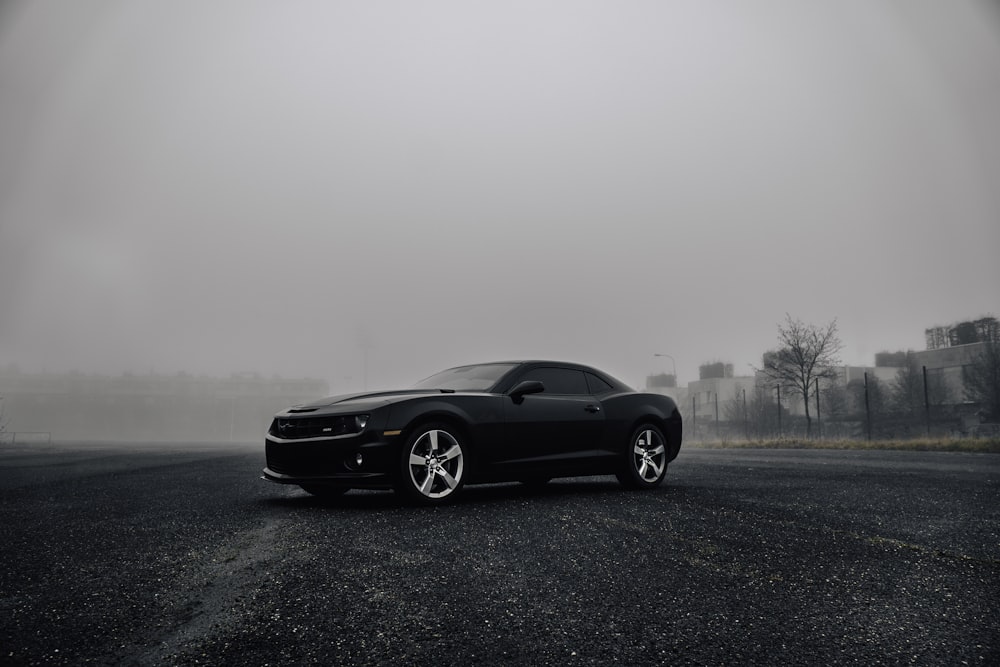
[497,366,606,474]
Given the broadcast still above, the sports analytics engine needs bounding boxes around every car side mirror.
[509,380,545,404]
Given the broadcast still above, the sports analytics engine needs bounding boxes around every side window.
[521,368,590,395]
[585,372,614,395]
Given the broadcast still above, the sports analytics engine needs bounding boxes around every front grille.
[269,415,360,440]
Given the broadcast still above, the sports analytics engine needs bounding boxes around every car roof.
[468,360,629,389]
[474,360,592,368]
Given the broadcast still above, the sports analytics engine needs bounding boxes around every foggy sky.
[1,1,999,392]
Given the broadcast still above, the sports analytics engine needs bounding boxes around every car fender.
[600,393,682,459]
[384,395,506,454]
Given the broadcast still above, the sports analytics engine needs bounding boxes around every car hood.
[282,389,454,415]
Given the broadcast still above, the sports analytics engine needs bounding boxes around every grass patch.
[686,437,1000,453]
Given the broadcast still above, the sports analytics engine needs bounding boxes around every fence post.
[691,395,696,442]
[922,365,931,437]
[864,372,872,441]
[714,392,719,438]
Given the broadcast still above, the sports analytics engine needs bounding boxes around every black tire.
[616,424,668,489]
[396,422,468,505]
[300,485,349,498]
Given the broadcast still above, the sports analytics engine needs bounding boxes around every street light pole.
[653,353,677,384]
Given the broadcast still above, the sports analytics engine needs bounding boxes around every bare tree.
[890,354,924,419]
[851,374,888,437]
[964,340,1000,422]
[722,388,744,430]
[820,381,849,421]
[891,352,951,420]
[731,382,784,439]
[760,314,843,437]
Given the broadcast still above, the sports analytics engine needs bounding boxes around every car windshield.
[413,363,517,392]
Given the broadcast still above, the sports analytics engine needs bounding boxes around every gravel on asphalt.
[1,444,997,666]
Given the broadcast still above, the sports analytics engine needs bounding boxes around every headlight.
[316,414,369,436]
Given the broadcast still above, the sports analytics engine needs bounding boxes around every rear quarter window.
[586,372,615,395]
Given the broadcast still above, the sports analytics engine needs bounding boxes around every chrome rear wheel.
[617,424,668,489]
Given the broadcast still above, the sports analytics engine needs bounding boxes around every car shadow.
[257,477,692,511]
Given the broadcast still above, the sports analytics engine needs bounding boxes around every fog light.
[355,453,364,467]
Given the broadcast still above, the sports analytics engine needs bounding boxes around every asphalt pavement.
[1,443,998,666]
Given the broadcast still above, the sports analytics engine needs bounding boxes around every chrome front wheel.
[399,424,467,504]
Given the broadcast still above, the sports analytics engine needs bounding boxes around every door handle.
[584,404,601,413]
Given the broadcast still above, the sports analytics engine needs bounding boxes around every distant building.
[909,343,987,404]
[646,362,756,435]
[698,362,734,380]
[645,372,677,389]
[682,375,757,422]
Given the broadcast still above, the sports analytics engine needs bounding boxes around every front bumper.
[263,432,398,489]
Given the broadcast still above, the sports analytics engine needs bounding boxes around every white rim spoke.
[409,453,425,466]
[419,470,436,495]
[439,469,458,489]
[439,445,460,461]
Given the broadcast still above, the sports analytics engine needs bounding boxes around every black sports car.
[262,360,682,504]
